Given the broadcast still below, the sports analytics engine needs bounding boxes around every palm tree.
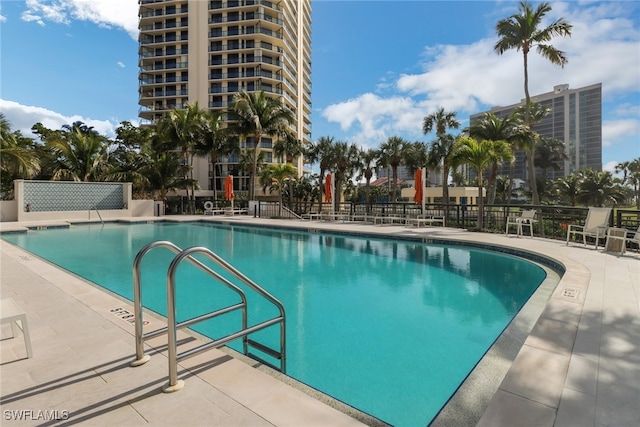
[260,163,297,217]
[403,141,438,208]
[355,148,378,205]
[290,174,317,214]
[142,144,193,213]
[103,146,151,196]
[554,172,581,207]
[495,1,572,205]
[0,114,40,194]
[494,175,512,203]
[333,141,360,211]
[423,108,460,205]
[228,91,294,200]
[273,132,303,164]
[511,101,552,203]
[274,133,304,210]
[577,169,626,207]
[535,136,567,181]
[193,110,237,204]
[452,136,513,229]
[403,140,436,176]
[305,136,336,213]
[237,148,265,193]
[616,158,640,208]
[45,123,110,182]
[158,102,210,213]
[466,112,519,205]
[377,136,408,203]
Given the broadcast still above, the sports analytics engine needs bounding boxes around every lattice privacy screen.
[23,181,124,212]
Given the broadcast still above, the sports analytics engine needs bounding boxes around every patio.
[1,216,638,426]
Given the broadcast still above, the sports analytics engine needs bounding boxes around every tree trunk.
[507,162,515,204]
[392,166,398,202]
[318,170,325,213]
[211,154,218,204]
[527,150,540,205]
[487,162,498,205]
[522,49,539,205]
[442,160,449,205]
[477,173,484,229]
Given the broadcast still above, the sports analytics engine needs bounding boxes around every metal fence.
[259,201,640,241]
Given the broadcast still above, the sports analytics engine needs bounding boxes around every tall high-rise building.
[138,0,312,198]
[471,83,602,182]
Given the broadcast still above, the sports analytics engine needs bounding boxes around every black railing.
[255,201,640,241]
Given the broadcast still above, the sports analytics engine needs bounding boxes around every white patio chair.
[566,207,612,249]
[505,209,537,237]
[605,225,640,255]
[1,298,33,359]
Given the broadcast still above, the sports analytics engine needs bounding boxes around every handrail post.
[130,241,183,367]
[163,257,184,392]
[280,316,287,372]
[131,254,150,366]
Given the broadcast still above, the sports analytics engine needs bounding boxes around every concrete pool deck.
[1,216,638,426]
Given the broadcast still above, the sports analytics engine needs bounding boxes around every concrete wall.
[131,200,155,217]
[1,180,158,222]
[401,186,486,204]
[0,200,18,222]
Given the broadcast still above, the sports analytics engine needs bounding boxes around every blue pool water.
[2,222,546,426]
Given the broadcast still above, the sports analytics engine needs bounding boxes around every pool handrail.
[131,241,287,392]
[90,205,104,225]
[165,246,286,392]
[132,240,249,365]
[132,240,206,366]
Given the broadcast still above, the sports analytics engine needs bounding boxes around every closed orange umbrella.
[413,169,422,204]
[225,175,234,201]
[324,174,332,203]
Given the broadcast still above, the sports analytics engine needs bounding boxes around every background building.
[138,0,312,198]
[471,83,602,182]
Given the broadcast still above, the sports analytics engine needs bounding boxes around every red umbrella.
[413,169,422,204]
[225,175,234,201]
[324,174,332,203]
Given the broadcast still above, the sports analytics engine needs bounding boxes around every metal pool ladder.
[130,241,286,392]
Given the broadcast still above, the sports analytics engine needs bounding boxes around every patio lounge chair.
[505,209,537,237]
[566,207,612,249]
[605,225,640,254]
[406,214,445,228]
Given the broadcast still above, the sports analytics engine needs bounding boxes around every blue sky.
[1,0,639,174]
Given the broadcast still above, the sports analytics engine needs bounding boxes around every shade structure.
[413,169,423,204]
[225,175,234,201]
[324,174,332,203]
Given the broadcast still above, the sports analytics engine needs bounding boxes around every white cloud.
[397,39,526,111]
[0,99,119,139]
[21,0,138,39]
[603,160,619,174]
[602,119,640,148]
[612,103,640,117]
[321,93,424,147]
[22,0,69,26]
[117,61,125,68]
[320,1,640,146]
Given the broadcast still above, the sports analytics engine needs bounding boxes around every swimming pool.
[2,221,547,426]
